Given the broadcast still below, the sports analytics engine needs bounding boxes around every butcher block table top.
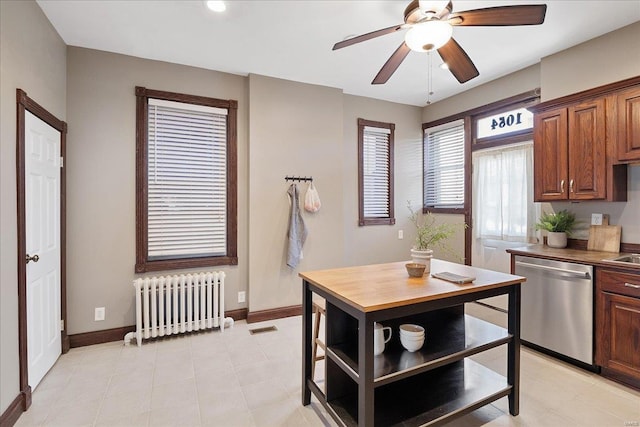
[299,259,525,313]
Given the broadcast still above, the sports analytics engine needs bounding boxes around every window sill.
[135,256,238,274]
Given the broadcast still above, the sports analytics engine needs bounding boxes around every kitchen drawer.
[598,269,640,298]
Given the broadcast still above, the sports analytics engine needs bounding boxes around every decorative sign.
[476,107,533,139]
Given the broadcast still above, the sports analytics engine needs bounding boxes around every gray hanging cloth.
[287,183,308,268]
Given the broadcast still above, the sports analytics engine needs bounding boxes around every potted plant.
[408,203,466,273]
[535,209,577,248]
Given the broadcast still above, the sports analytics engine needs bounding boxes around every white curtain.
[473,143,537,242]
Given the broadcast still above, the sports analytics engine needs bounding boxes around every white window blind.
[363,125,391,218]
[424,120,465,209]
[147,98,228,259]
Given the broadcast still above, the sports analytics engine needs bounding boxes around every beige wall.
[65,47,249,334]
[422,64,541,123]
[541,22,640,102]
[342,95,424,265]
[0,0,67,414]
[247,75,346,312]
[246,78,423,312]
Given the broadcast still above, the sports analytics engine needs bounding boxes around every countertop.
[507,245,640,273]
[299,259,524,313]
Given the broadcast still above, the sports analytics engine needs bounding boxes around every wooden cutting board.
[587,225,621,252]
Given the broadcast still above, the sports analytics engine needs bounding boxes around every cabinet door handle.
[560,180,565,193]
[624,282,640,289]
[569,179,574,193]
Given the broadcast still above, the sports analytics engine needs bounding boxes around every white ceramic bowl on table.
[399,324,424,335]
[399,324,425,352]
[400,335,424,352]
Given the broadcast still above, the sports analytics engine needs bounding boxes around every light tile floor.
[15,311,640,427]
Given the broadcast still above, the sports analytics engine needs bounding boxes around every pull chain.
[426,52,434,105]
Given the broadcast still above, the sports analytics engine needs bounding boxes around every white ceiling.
[37,0,640,107]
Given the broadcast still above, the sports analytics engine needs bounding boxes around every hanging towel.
[287,183,308,268]
[304,182,321,213]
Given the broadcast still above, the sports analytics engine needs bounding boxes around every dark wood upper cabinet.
[568,99,607,200]
[533,100,607,201]
[616,85,640,162]
[534,108,568,200]
[530,76,640,202]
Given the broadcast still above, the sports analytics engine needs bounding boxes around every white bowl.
[400,330,425,337]
[400,336,424,352]
[399,324,424,335]
[400,334,424,341]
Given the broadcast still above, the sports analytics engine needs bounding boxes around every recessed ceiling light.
[205,1,226,12]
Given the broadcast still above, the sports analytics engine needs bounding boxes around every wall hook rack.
[285,176,313,182]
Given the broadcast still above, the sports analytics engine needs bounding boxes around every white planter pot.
[547,231,568,248]
[410,248,433,274]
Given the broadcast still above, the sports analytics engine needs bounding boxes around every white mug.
[374,322,392,356]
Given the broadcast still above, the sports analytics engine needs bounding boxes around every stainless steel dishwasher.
[514,255,594,366]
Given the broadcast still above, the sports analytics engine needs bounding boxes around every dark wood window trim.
[422,89,540,265]
[358,118,395,226]
[135,86,238,273]
[422,117,469,216]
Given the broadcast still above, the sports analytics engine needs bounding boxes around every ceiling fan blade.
[449,4,547,26]
[437,38,479,83]
[333,24,404,50]
[372,42,412,84]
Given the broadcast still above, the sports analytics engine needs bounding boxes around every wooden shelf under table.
[328,358,511,427]
[327,314,511,387]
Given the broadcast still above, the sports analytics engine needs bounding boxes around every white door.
[25,110,62,390]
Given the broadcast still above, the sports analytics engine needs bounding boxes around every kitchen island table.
[300,260,525,427]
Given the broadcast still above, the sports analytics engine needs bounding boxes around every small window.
[135,87,238,273]
[424,120,465,210]
[358,118,395,226]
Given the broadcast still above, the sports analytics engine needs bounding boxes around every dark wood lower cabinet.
[596,269,640,389]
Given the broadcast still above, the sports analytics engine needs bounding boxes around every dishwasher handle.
[515,261,591,279]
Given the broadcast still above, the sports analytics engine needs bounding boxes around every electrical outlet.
[238,291,246,303]
[94,307,105,321]
[591,213,603,225]
[398,229,403,239]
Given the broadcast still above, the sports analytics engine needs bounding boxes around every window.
[135,87,237,273]
[473,143,537,242]
[423,119,465,210]
[358,118,395,226]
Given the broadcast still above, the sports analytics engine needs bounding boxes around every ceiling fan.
[333,0,547,84]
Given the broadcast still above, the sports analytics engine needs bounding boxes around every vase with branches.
[408,202,466,272]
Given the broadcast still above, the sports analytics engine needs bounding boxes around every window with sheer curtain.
[473,143,537,242]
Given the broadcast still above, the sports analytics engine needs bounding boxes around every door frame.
[16,89,68,410]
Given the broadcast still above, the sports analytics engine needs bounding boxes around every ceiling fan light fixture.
[405,20,452,52]
[418,0,449,13]
[205,0,226,12]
